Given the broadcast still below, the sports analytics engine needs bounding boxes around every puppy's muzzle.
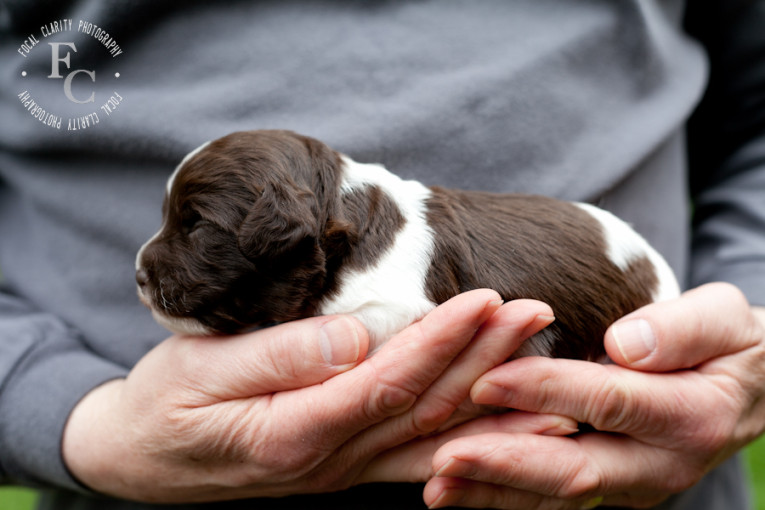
[135,267,152,307]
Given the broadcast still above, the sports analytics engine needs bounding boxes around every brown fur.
[425,189,656,360]
[137,130,406,333]
[138,130,663,362]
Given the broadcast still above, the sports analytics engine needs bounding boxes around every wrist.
[62,378,128,495]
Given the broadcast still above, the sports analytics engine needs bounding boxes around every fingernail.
[485,299,504,315]
[471,382,512,406]
[320,317,361,366]
[428,486,465,509]
[537,314,556,325]
[521,313,556,338]
[542,418,579,436]
[612,319,656,364]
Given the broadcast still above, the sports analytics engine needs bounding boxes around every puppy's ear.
[237,182,319,265]
[295,136,357,257]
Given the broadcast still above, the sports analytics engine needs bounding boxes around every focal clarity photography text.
[15,18,125,131]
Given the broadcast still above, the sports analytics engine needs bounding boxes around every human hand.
[62,289,565,503]
[424,283,765,509]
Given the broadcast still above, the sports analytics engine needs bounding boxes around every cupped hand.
[424,283,765,509]
[62,289,561,503]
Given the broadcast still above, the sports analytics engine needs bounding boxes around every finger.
[428,432,681,509]
[605,282,760,371]
[470,356,711,438]
[425,477,587,510]
[350,300,560,480]
[359,412,579,484]
[162,314,370,400]
[276,290,505,450]
[344,298,555,471]
[405,299,555,433]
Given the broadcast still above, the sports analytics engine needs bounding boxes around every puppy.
[136,129,679,360]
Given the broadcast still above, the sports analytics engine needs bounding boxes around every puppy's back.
[424,188,679,360]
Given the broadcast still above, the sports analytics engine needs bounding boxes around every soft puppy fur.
[136,129,679,359]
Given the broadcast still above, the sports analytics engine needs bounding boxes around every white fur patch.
[574,202,680,302]
[136,142,212,334]
[318,156,437,352]
[166,141,211,196]
[151,308,212,337]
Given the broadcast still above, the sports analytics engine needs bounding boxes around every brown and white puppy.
[136,129,679,360]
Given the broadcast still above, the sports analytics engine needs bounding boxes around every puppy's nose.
[136,268,150,288]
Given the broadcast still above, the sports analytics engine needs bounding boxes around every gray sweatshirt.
[0,1,763,509]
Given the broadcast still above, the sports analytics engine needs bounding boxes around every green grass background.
[749,435,765,509]
[2,436,765,509]
[0,485,37,510]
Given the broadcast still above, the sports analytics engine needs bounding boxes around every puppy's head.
[135,130,346,335]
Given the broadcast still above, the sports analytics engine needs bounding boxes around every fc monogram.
[48,42,96,104]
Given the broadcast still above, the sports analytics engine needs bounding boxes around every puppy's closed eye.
[180,212,204,236]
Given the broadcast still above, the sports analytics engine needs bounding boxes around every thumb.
[605,282,759,371]
[172,315,370,400]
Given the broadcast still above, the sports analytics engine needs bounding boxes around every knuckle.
[586,376,635,430]
[437,400,492,433]
[691,420,735,458]
[710,282,748,307]
[272,452,320,479]
[298,468,351,494]
[662,465,705,494]
[368,380,418,419]
[259,339,299,380]
[557,465,601,500]
[249,434,326,483]
[706,425,734,454]
[411,404,451,435]
[412,395,480,434]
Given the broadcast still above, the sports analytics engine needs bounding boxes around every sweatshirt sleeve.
[686,0,765,306]
[0,289,128,490]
